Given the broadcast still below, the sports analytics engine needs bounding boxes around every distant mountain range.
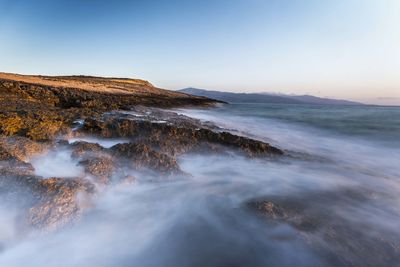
[179,88,363,105]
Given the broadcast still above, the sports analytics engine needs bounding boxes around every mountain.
[179,88,363,105]
[179,88,304,104]
[266,94,363,105]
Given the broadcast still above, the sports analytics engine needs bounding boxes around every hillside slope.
[0,73,218,105]
[0,73,220,141]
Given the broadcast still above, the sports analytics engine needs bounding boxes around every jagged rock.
[109,142,182,175]
[0,109,72,141]
[247,201,288,220]
[0,73,224,233]
[0,136,51,161]
[0,160,35,177]
[0,171,95,231]
[247,197,325,232]
[0,145,35,176]
[1,139,95,231]
[27,177,95,231]
[0,74,219,142]
[69,139,180,182]
[0,73,284,235]
[70,141,118,184]
[82,114,283,157]
[79,156,116,184]
[70,141,105,158]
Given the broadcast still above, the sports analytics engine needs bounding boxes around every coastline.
[1,73,399,266]
[0,73,280,231]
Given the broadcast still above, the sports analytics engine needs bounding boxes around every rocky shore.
[1,73,399,267]
[0,73,283,232]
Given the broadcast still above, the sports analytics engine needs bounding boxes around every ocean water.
[1,103,399,267]
[183,103,400,146]
[245,103,399,143]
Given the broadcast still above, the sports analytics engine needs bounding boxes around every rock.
[0,145,35,176]
[1,74,219,142]
[82,113,283,157]
[0,109,72,141]
[0,115,24,136]
[27,177,95,231]
[0,160,35,176]
[0,73,224,234]
[0,73,283,234]
[0,171,95,231]
[70,141,105,158]
[0,146,14,161]
[247,201,288,220]
[109,142,183,175]
[247,197,324,233]
[69,141,118,184]
[1,140,95,231]
[79,156,116,184]
[0,73,219,110]
[0,136,51,161]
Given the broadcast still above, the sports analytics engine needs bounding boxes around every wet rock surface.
[0,169,95,231]
[0,136,51,161]
[79,157,116,184]
[80,109,283,157]
[27,177,95,231]
[69,140,184,181]
[109,142,183,175]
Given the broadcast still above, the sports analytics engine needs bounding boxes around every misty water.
[1,103,400,266]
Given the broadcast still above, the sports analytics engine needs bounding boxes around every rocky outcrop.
[0,73,221,141]
[0,149,35,176]
[247,201,288,220]
[79,157,116,184]
[0,72,282,234]
[0,138,90,230]
[0,140,39,176]
[81,111,283,157]
[69,140,184,182]
[0,98,79,141]
[0,73,220,110]
[0,137,51,161]
[110,142,182,175]
[27,177,95,231]
[0,139,94,231]
[0,169,95,231]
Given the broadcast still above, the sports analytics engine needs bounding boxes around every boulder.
[79,156,116,184]
[109,142,183,175]
[0,171,95,231]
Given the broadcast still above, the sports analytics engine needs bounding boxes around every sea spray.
[0,104,399,266]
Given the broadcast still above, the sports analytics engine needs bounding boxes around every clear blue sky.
[0,0,399,104]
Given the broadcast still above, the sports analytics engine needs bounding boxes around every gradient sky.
[0,0,399,104]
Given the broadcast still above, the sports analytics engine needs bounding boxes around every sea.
[1,103,399,267]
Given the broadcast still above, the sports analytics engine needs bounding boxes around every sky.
[0,0,399,104]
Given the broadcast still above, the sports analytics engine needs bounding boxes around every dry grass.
[0,72,192,98]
